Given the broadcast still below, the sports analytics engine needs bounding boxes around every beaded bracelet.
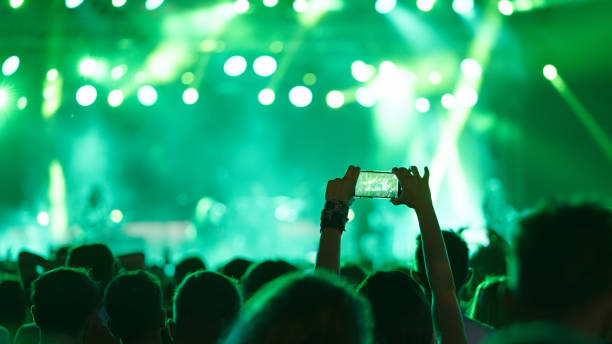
[320,200,350,233]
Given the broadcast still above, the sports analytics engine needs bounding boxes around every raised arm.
[391,166,466,344]
[315,166,360,274]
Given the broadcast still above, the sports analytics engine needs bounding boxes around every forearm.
[315,228,342,273]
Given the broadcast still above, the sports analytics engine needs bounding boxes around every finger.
[411,166,421,178]
[350,166,361,183]
[424,166,430,181]
[390,198,401,205]
[398,167,411,178]
[342,166,353,180]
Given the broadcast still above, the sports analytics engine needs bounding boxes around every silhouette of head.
[66,243,117,290]
[0,279,28,334]
[415,230,470,292]
[104,270,164,342]
[221,258,253,281]
[170,271,241,344]
[31,268,99,337]
[225,273,372,344]
[340,263,367,288]
[470,276,509,329]
[358,270,433,344]
[174,257,206,285]
[240,260,297,300]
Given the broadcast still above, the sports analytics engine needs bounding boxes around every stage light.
[37,211,50,227]
[326,90,344,109]
[355,87,376,107]
[375,0,396,13]
[65,0,84,8]
[224,56,247,77]
[379,61,397,75]
[111,65,127,80]
[258,88,275,105]
[253,56,277,77]
[460,58,482,78]
[289,86,312,107]
[145,0,164,10]
[79,58,96,77]
[110,209,123,223]
[351,60,375,82]
[456,87,478,107]
[263,0,278,6]
[107,90,124,107]
[428,71,442,84]
[234,0,249,13]
[112,0,126,7]
[416,0,435,12]
[415,97,430,112]
[497,0,513,15]
[10,0,24,9]
[0,89,7,108]
[46,68,58,82]
[182,88,199,105]
[543,64,557,80]
[76,85,97,106]
[303,73,317,86]
[17,96,27,110]
[269,41,284,53]
[452,0,473,15]
[43,87,55,100]
[2,56,20,76]
[441,93,456,109]
[137,85,157,106]
[181,72,194,85]
[293,0,308,12]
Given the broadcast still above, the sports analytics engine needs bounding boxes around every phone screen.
[354,171,400,199]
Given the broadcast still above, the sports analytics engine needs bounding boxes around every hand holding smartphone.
[354,171,402,199]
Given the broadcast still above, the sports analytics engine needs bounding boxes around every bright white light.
[415,97,431,113]
[76,85,97,106]
[79,58,96,77]
[224,56,247,77]
[111,65,127,80]
[289,86,312,107]
[428,71,442,84]
[43,87,55,100]
[416,0,435,12]
[375,0,396,13]
[263,0,278,6]
[145,0,164,10]
[10,0,24,8]
[351,60,375,82]
[293,0,308,12]
[379,61,397,75]
[452,0,473,15]
[253,56,277,77]
[134,71,147,83]
[234,0,250,13]
[441,93,456,109]
[456,87,478,107]
[0,89,7,108]
[326,90,345,109]
[37,211,50,227]
[543,64,557,80]
[107,90,124,107]
[46,69,58,82]
[110,209,123,223]
[137,85,157,106]
[460,58,482,78]
[2,56,20,76]
[112,0,127,6]
[65,0,84,8]
[258,89,275,105]
[355,87,376,107]
[17,96,27,110]
[498,0,513,15]
[182,88,199,105]
[181,72,195,85]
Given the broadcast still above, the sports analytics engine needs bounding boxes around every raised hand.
[390,166,432,210]
[325,165,360,204]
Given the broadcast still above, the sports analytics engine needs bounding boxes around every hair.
[340,263,368,288]
[511,202,612,317]
[225,273,372,344]
[241,260,298,300]
[31,268,99,335]
[66,243,117,290]
[358,270,433,344]
[174,257,206,285]
[469,276,509,329]
[221,258,253,281]
[173,271,242,344]
[104,270,163,341]
[0,279,28,334]
[416,230,469,291]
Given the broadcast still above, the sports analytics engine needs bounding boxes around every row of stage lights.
[6,0,519,17]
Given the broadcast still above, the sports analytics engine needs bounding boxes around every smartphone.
[355,171,401,199]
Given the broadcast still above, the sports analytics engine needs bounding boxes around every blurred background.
[0,0,610,267]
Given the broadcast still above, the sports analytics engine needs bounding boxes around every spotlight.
[79,58,97,77]
[37,211,50,227]
[375,0,396,13]
[258,89,275,105]
[460,58,482,78]
[263,0,278,7]
[415,97,431,113]
[2,56,20,76]
[253,56,277,77]
[234,0,250,13]
[182,88,199,105]
[145,0,164,10]
[46,69,59,82]
[326,90,344,109]
[289,86,312,107]
[428,71,442,84]
[293,0,308,12]
[111,65,127,80]
[65,0,84,8]
[441,93,456,109]
[355,87,376,107]
[112,0,127,7]
[456,87,478,107]
[107,90,124,107]
[75,85,97,106]
[110,209,123,223]
[416,0,435,12]
[0,89,8,108]
[543,64,557,80]
[497,0,513,15]
[17,96,27,110]
[224,56,247,77]
[10,0,24,8]
[452,0,473,15]
[137,85,157,106]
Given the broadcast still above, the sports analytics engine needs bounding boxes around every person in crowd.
[169,271,241,344]
[221,258,253,282]
[224,272,372,344]
[415,230,494,343]
[174,257,206,286]
[0,325,9,344]
[469,276,509,329]
[486,202,612,344]
[30,268,99,344]
[340,263,368,288]
[358,270,433,344]
[0,279,27,339]
[104,271,165,344]
[240,260,297,300]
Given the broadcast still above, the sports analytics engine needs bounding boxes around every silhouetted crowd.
[0,166,610,344]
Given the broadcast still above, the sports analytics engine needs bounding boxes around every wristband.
[320,200,350,233]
